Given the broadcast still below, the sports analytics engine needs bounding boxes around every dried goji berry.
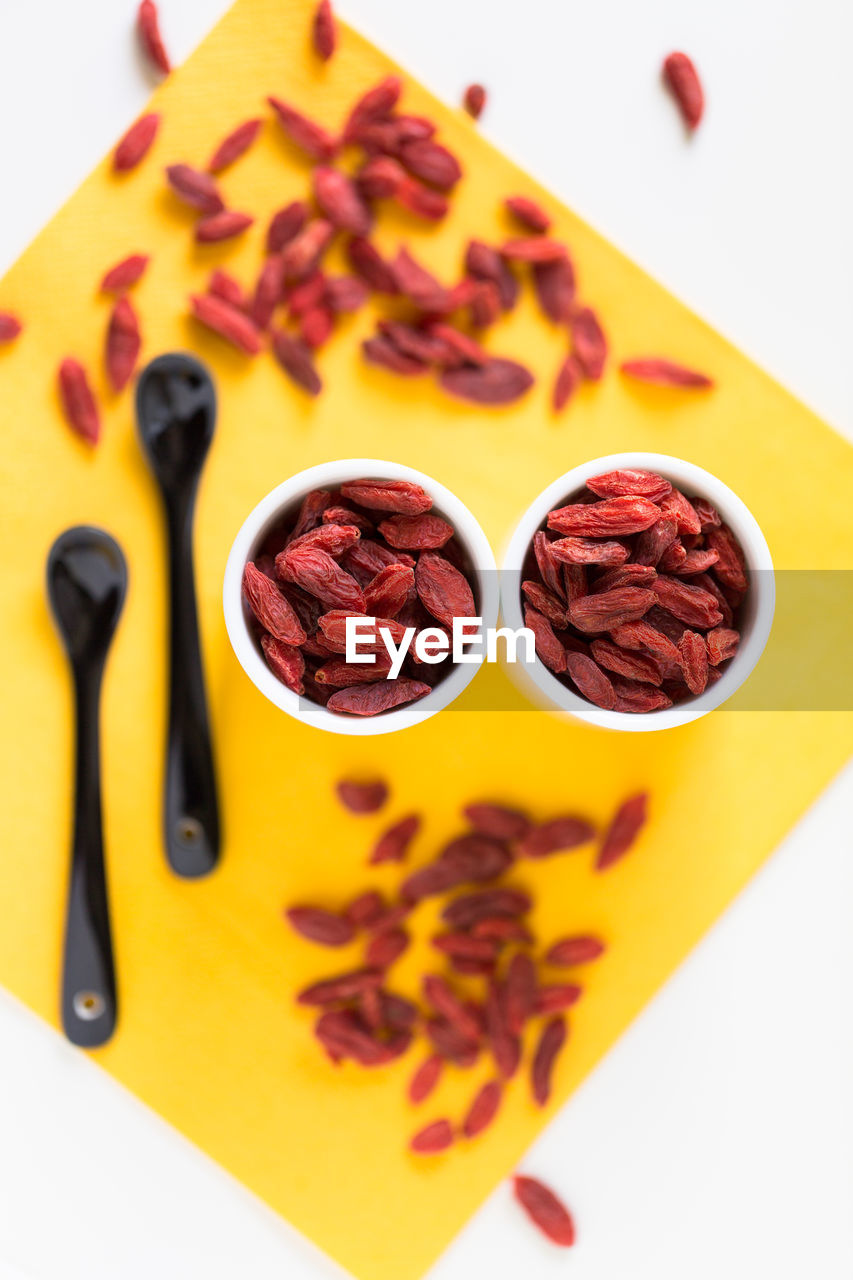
[105,295,141,392]
[593,564,658,593]
[659,488,701,536]
[165,164,223,214]
[343,76,403,142]
[58,358,100,445]
[631,514,678,567]
[432,933,498,962]
[535,258,576,324]
[243,562,307,644]
[286,905,355,946]
[297,968,384,1005]
[346,236,399,292]
[0,312,22,341]
[207,118,263,172]
[463,83,487,119]
[137,0,170,75]
[195,210,254,243]
[485,982,521,1079]
[565,652,617,709]
[609,619,679,664]
[518,816,594,858]
[545,935,605,966]
[705,524,748,592]
[535,984,583,1014]
[706,626,740,665]
[391,248,451,311]
[620,357,713,387]
[398,139,462,191]
[336,778,388,814]
[410,1118,454,1154]
[501,237,566,263]
[327,679,430,716]
[513,1175,576,1246]
[463,803,531,842]
[521,581,568,629]
[587,469,672,502]
[443,889,531,928]
[569,587,656,633]
[190,294,262,354]
[423,975,483,1042]
[113,113,160,171]
[313,166,372,235]
[505,195,551,233]
[260,634,305,692]
[590,638,661,685]
[549,496,661,538]
[571,306,608,379]
[100,254,150,293]
[415,552,476,627]
[267,201,308,253]
[282,220,335,282]
[408,1054,443,1104]
[363,563,415,617]
[465,239,519,310]
[268,96,338,160]
[597,793,648,871]
[343,894,384,935]
[530,1015,567,1106]
[395,176,449,220]
[272,330,322,395]
[371,814,420,865]
[653,576,723,628]
[525,605,567,673]
[312,0,337,60]
[366,928,410,969]
[663,51,705,131]
[463,1080,502,1138]
[533,531,565,597]
[677,630,709,694]
[440,357,535,405]
[505,952,537,1034]
[324,275,369,313]
[549,537,630,566]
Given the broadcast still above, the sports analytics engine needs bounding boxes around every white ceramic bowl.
[500,451,775,732]
[223,459,499,736]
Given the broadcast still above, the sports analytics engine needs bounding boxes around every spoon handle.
[163,493,220,877]
[62,671,117,1047]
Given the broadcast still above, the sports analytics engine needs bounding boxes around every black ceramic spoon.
[47,526,127,1048]
[136,353,221,878]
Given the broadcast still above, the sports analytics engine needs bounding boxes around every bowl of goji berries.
[501,452,774,729]
[224,459,499,734]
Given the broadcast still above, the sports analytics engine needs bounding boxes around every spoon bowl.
[136,352,216,492]
[48,528,127,668]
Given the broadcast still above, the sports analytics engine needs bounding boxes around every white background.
[1,1,851,1277]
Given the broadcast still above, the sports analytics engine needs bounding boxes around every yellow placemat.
[1,1,852,1277]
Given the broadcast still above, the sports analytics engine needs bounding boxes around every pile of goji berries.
[286,785,648,1151]
[242,477,478,713]
[29,0,713,446]
[523,468,746,711]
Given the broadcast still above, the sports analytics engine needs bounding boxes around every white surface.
[0,0,851,1277]
[222,459,500,734]
[500,452,776,731]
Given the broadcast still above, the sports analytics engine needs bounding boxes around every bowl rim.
[499,451,776,732]
[223,458,500,737]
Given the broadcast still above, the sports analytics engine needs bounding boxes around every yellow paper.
[0,1,851,1277]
